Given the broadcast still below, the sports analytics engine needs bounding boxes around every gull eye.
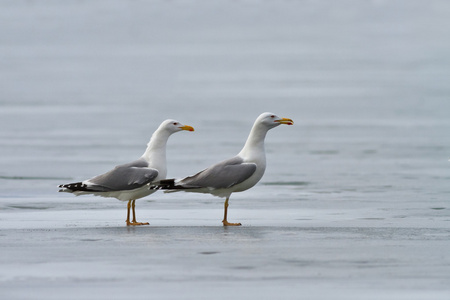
[173,122,178,125]
[270,115,275,118]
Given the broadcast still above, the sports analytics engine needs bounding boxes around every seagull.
[58,120,194,226]
[156,112,293,226]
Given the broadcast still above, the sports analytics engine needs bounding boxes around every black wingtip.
[151,179,200,191]
[157,179,176,189]
[58,182,89,192]
[150,179,191,190]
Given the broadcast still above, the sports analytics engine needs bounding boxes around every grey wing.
[179,156,256,189]
[86,159,159,192]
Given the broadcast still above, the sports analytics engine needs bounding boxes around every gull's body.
[59,120,194,226]
[158,112,293,226]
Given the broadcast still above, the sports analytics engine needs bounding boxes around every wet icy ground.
[1,191,449,300]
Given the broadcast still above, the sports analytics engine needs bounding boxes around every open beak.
[275,118,294,125]
[179,125,195,131]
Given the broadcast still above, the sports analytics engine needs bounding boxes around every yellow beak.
[275,118,294,125]
[179,125,195,131]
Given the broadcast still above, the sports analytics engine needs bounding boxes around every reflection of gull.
[157,113,293,226]
[59,120,194,226]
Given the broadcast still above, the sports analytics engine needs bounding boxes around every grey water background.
[1,1,450,299]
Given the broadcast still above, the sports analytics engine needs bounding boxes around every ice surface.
[1,194,449,300]
[1,0,450,299]
[1,204,450,300]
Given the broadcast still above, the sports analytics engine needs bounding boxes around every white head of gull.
[158,112,293,226]
[59,119,194,226]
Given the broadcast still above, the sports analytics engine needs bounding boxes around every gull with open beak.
[157,112,293,226]
[59,119,194,226]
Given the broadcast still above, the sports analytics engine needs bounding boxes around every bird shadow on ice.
[49,225,287,243]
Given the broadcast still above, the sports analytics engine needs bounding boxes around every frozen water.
[1,0,450,299]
